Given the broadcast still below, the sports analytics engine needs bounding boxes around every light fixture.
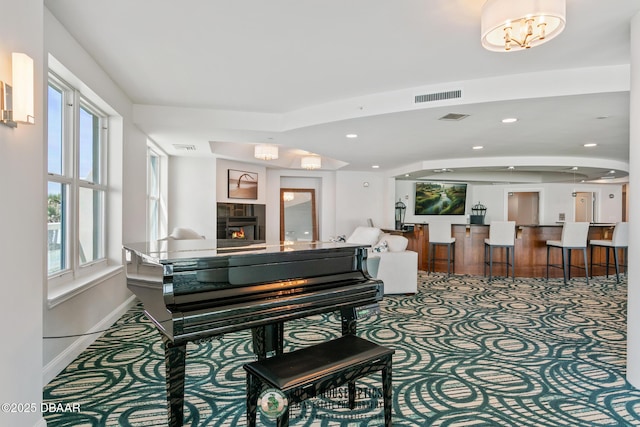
[583,143,597,147]
[502,118,518,123]
[472,146,484,150]
[282,192,294,202]
[346,133,358,139]
[1,52,35,128]
[481,0,566,52]
[300,155,321,170]
[254,144,278,160]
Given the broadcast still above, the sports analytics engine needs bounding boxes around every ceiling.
[44,0,640,183]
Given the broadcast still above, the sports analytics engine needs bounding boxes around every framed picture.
[415,182,467,215]
[228,169,258,199]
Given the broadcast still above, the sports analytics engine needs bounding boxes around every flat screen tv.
[415,182,467,215]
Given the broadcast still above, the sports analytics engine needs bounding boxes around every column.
[627,11,640,387]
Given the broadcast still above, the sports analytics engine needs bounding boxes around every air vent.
[439,113,470,121]
[173,144,196,151]
[414,89,462,104]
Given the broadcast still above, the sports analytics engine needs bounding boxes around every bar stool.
[546,222,590,284]
[590,222,628,283]
[428,221,455,275]
[484,221,516,281]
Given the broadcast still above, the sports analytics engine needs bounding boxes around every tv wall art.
[415,182,467,215]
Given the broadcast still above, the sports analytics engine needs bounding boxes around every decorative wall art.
[415,182,467,215]
[228,169,258,199]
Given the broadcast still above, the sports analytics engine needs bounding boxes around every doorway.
[508,192,540,225]
[574,192,595,222]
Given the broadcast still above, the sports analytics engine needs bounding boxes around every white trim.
[42,294,137,385]
[47,265,123,308]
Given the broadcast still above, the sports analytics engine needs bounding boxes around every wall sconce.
[1,53,35,128]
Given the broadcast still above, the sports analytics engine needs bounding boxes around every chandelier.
[481,0,566,52]
[254,144,279,160]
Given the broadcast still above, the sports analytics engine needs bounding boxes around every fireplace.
[217,203,265,247]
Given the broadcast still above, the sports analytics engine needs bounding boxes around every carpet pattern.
[43,273,640,426]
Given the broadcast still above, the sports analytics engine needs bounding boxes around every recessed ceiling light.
[609,170,616,174]
[507,166,515,170]
[571,166,579,170]
[346,134,358,139]
[502,118,518,123]
[405,174,410,177]
[372,165,380,169]
[472,145,484,150]
[584,143,597,147]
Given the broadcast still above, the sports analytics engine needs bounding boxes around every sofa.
[346,226,418,295]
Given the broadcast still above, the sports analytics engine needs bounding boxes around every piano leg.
[162,336,187,427]
[251,323,284,360]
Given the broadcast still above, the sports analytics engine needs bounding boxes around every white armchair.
[161,227,205,240]
[346,227,418,295]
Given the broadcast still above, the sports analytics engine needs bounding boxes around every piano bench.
[243,334,394,427]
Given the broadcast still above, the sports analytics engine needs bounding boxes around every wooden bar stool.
[428,221,455,275]
[484,221,516,281]
[546,222,590,284]
[590,222,628,283]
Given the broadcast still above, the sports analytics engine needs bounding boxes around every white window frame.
[146,140,168,242]
[47,72,110,297]
[147,146,161,242]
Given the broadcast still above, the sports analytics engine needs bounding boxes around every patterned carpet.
[43,272,640,426]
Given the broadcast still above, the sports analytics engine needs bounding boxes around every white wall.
[42,8,146,384]
[0,2,45,426]
[168,156,218,239]
[335,171,389,235]
[627,10,640,388]
[470,182,623,224]
[396,180,624,225]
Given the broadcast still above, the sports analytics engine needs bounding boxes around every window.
[146,140,168,242]
[47,74,108,281]
[147,147,161,242]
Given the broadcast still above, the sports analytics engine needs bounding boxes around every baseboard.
[42,295,138,386]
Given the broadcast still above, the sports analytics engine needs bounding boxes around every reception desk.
[395,223,619,278]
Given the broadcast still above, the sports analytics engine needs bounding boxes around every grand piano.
[123,239,384,426]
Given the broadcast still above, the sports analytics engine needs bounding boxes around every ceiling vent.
[439,113,470,121]
[415,89,462,104]
[173,144,196,151]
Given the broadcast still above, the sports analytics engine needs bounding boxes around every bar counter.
[393,223,619,278]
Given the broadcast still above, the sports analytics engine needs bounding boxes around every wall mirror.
[280,188,318,242]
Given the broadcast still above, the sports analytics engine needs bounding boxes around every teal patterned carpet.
[43,272,640,426]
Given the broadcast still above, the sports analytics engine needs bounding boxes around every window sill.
[47,264,123,308]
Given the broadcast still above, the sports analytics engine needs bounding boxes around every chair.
[346,227,418,294]
[590,222,628,283]
[428,221,455,275]
[546,222,589,284]
[484,221,516,281]
[162,227,205,240]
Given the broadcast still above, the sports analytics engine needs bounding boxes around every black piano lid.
[123,240,370,265]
